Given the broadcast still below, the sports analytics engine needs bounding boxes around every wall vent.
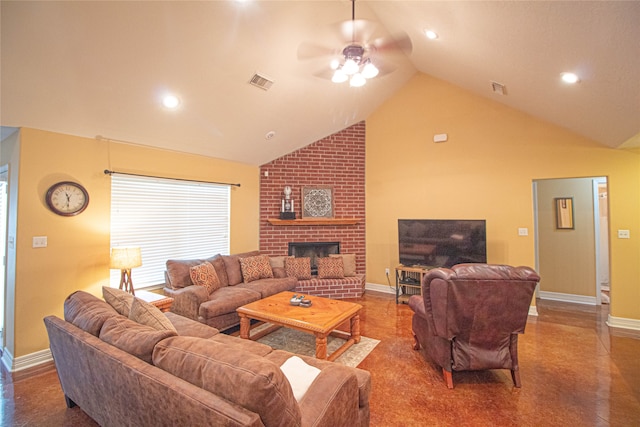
[249,73,274,91]
[491,81,507,95]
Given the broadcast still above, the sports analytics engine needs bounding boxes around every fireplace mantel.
[267,218,361,226]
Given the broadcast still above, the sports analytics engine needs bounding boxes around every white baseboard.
[607,315,640,331]
[365,282,396,295]
[529,305,539,316]
[2,346,52,372]
[538,291,597,305]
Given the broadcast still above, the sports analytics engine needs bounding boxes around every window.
[110,174,230,288]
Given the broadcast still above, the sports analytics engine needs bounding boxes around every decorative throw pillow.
[205,255,229,287]
[317,256,345,279]
[102,286,134,317]
[240,255,274,283]
[285,257,312,280]
[330,253,356,277]
[189,262,221,294]
[222,250,261,286]
[129,298,177,333]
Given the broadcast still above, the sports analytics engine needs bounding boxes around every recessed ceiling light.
[424,30,438,40]
[265,131,276,140]
[162,94,180,109]
[561,72,580,84]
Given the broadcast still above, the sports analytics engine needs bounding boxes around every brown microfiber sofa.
[164,251,297,331]
[44,290,371,427]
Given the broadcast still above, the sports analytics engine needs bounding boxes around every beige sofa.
[44,290,371,427]
[164,251,297,331]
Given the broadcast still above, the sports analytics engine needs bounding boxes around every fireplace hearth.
[288,242,340,275]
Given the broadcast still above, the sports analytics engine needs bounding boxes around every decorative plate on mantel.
[302,186,334,218]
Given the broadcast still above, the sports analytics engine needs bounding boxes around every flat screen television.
[398,219,487,268]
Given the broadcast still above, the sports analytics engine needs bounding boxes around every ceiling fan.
[298,0,412,87]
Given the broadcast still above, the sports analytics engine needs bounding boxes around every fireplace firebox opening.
[288,242,340,276]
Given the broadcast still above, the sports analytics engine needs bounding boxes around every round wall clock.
[45,181,90,216]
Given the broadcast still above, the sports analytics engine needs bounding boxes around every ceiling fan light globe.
[350,73,366,87]
[342,58,359,75]
[332,70,348,83]
[330,59,340,70]
[361,61,379,79]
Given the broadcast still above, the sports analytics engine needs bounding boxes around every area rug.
[254,324,380,368]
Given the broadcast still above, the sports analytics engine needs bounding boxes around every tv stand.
[395,264,430,304]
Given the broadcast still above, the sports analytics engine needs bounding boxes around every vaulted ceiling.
[1,1,639,166]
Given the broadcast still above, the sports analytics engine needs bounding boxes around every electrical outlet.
[32,236,48,248]
[385,268,390,275]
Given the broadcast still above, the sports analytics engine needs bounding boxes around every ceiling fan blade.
[297,42,338,61]
[312,68,336,81]
[370,32,413,55]
[333,19,378,44]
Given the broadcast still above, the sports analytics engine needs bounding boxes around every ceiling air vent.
[491,81,507,95]
[249,73,274,91]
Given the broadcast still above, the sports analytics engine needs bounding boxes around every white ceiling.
[1,1,639,166]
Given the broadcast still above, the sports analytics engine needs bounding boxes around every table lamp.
[110,247,142,295]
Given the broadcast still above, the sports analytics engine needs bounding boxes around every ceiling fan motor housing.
[343,44,365,62]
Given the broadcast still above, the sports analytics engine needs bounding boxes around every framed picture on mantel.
[302,186,334,218]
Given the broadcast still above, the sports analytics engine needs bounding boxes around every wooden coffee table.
[237,291,362,361]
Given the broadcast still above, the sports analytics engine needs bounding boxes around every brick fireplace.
[259,122,366,298]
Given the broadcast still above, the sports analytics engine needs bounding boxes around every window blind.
[110,174,230,288]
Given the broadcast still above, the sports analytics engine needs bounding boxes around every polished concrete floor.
[2,291,639,426]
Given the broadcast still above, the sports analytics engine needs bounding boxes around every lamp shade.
[110,247,142,270]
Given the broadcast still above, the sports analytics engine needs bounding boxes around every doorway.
[0,167,7,339]
[534,177,610,305]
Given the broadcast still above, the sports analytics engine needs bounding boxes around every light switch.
[32,236,48,248]
[518,228,529,236]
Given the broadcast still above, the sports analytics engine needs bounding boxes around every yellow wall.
[366,73,640,321]
[8,128,259,358]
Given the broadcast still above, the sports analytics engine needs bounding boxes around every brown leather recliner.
[409,263,540,389]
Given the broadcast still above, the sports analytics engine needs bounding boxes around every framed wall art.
[302,186,334,218]
[555,197,574,229]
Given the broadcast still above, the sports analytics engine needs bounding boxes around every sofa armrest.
[298,364,360,427]
[163,286,209,321]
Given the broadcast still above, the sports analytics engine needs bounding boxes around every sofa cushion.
[199,286,261,319]
[208,333,273,357]
[153,336,301,427]
[102,286,134,316]
[166,258,205,289]
[270,256,293,278]
[285,257,312,280]
[317,256,345,279]
[222,250,261,286]
[100,316,176,363]
[237,277,297,299]
[190,262,221,294]
[64,291,119,336]
[330,253,356,277]
[129,298,178,333]
[164,312,220,339]
[240,254,274,283]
